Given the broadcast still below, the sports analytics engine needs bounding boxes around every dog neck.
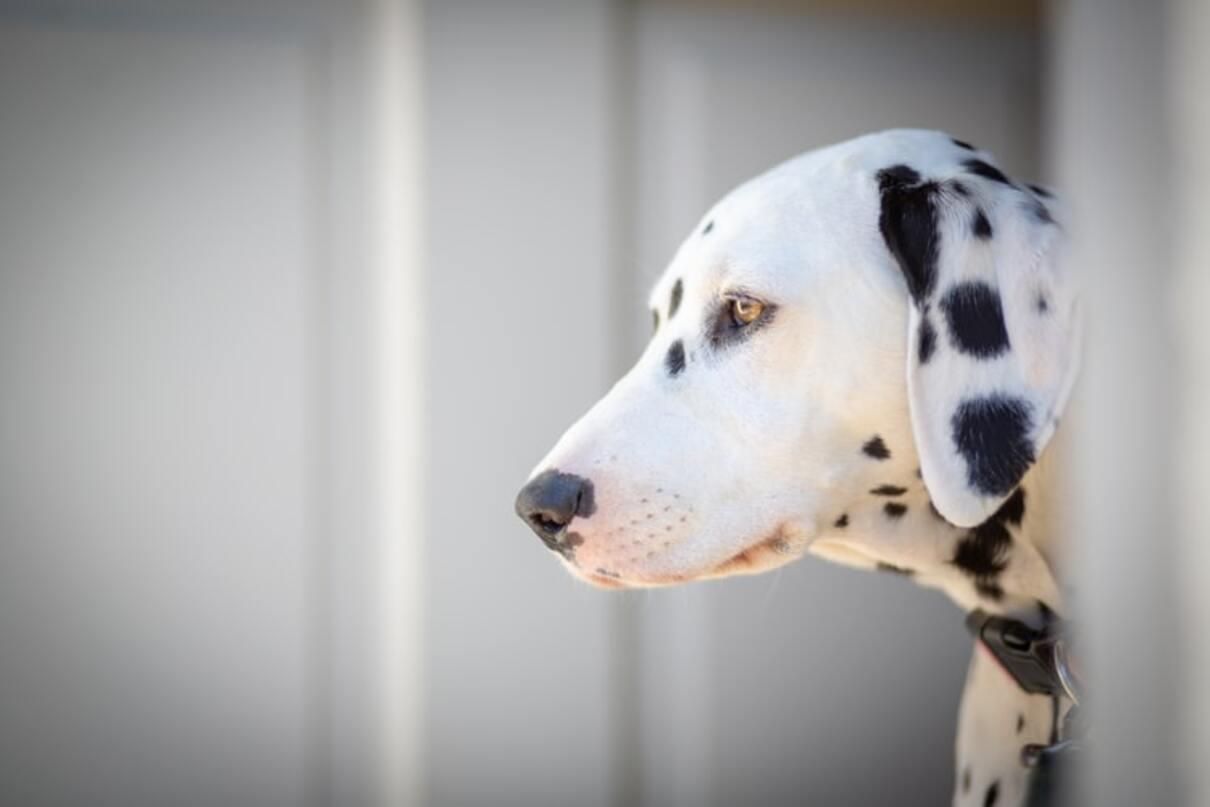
[810,439,1067,622]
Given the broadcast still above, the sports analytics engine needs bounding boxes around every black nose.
[514,469,595,546]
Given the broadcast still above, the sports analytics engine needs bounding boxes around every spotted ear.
[877,161,1080,527]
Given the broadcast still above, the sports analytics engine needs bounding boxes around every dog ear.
[877,162,1080,527]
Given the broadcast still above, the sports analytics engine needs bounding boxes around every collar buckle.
[965,609,1083,705]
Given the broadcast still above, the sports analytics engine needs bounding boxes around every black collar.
[968,610,1091,805]
[966,609,1087,781]
[965,609,1082,704]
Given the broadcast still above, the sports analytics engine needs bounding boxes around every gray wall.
[423,2,622,806]
[0,7,319,806]
[0,2,426,805]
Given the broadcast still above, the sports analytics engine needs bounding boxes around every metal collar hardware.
[965,609,1083,704]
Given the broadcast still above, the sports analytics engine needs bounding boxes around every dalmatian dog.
[514,129,1079,807]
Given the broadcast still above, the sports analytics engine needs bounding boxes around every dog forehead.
[648,159,859,307]
[647,129,963,308]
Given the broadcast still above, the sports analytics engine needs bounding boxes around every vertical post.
[367,1,426,804]
[1170,0,1210,802]
[324,1,426,804]
[1048,0,1183,804]
[605,2,644,805]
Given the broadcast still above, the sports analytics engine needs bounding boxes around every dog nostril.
[528,511,567,538]
[514,469,595,548]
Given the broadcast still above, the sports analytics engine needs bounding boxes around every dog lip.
[709,524,794,575]
[577,567,687,589]
[570,525,796,589]
[584,574,627,590]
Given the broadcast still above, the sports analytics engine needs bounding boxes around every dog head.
[515,130,1079,589]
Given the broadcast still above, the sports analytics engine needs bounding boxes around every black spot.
[964,158,1013,186]
[1036,293,1049,314]
[996,488,1026,526]
[940,282,1011,359]
[870,484,908,497]
[557,531,585,562]
[1029,198,1055,225]
[952,518,1010,580]
[652,309,660,332]
[952,396,1035,496]
[955,519,1010,579]
[972,207,993,239]
[702,219,714,235]
[952,137,976,151]
[1028,183,1054,199]
[963,767,972,794]
[950,180,971,197]
[877,164,941,306]
[668,278,684,319]
[918,314,937,364]
[862,435,891,460]
[984,780,1000,807]
[951,491,1026,597]
[879,163,920,185]
[876,561,914,577]
[976,580,1005,601]
[594,567,621,579]
[665,340,686,377]
[833,513,849,528]
[883,502,908,519]
[1017,713,1026,734]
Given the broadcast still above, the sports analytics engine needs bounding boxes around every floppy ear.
[877,161,1080,527]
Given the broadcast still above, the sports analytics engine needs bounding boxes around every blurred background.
[0,1,1202,805]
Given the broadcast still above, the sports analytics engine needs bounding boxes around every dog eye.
[730,297,765,327]
[709,293,776,349]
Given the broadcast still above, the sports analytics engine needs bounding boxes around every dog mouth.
[705,524,796,577]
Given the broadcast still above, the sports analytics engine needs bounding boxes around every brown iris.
[730,296,765,326]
